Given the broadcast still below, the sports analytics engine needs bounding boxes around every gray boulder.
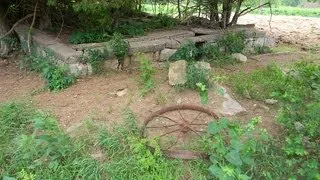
[160,49,177,61]
[168,60,187,86]
[232,53,248,63]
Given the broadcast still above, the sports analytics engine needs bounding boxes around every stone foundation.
[15,24,275,76]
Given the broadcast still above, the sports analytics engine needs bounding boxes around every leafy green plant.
[68,31,111,44]
[217,31,247,54]
[254,45,272,54]
[139,54,155,97]
[201,43,237,66]
[196,82,208,104]
[186,62,210,90]
[110,33,129,69]
[86,48,108,74]
[169,41,199,62]
[229,65,286,100]
[205,117,269,179]
[22,54,76,91]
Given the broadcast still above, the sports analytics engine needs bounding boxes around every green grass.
[252,6,320,17]
[0,102,207,179]
[229,64,286,100]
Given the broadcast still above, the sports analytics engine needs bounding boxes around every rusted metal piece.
[141,104,219,160]
[164,150,209,160]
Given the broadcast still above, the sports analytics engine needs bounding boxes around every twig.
[268,2,273,33]
[54,10,64,41]
[27,1,38,54]
[0,14,34,40]
[239,2,270,16]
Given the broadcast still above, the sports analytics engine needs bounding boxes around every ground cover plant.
[252,6,320,17]
[0,102,208,179]
[228,61,320,179]
[139,54,156,97]
[68,14,178,44]
[21,53,76,91]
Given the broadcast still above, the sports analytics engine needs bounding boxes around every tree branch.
[239,2,270,16]
[27,1,38,54]
[0,14,34,40]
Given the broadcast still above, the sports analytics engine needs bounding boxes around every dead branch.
[54,10,64,41]
[27,1,38,54]
[0,14,34,40]
[239,2,270,16]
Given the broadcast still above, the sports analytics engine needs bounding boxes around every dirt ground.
[1,14,319,137]
[239,14,320,48]
[1,45,318,136]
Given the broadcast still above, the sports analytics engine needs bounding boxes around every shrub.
[169,41,199,62]
[254,45,272,54]
[205,117,270,179]
[217,31,247,54]
[110,33,129,69]
[139,55,155,97]
[86,49,109,74]
[186,62,210,90]
[201,43,237,66]
[68,31,111,44]
[22,54,76,91]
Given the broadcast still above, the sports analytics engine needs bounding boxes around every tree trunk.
[230,0,243,26]
[177,0,181,19]
[0,4,10,57]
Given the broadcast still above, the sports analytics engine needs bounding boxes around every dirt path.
[239,14,320,48]
[2,49,314,136]
[0,59,43,102]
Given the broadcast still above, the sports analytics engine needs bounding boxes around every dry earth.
[239,14,320,48]
[1,15,319,136]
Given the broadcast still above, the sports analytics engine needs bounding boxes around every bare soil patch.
[239,14,320,48]
[1,48,311,136]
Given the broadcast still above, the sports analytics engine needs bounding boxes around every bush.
[217,31,247,54]
[86,49,109,74]
[22,54,76,91]
[169,41,199,62]
[139,55,155,97]
[186,62,211,90]
[110,33,129,68]
[68,31,111,44]
[201,43,237,66]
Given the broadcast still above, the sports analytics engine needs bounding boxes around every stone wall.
[15,24,275,76]
[15,24,91,77]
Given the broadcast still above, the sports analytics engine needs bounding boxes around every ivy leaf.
[226,150,242,167]
[208,122,220,134]
[209,165,223,178]
[231,139,243,151]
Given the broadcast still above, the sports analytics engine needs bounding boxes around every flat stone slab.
[14,24,89,76]
[129,39,167,54]
[191,28,217,35]
[221,93,247,116]
[168,60,187,86]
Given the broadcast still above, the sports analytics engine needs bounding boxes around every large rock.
[168,60,187,86]
[232,53,248,63]
[160,49,177,61]
[221,93,247,116]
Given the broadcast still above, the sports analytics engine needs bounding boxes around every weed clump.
[22,53,76,91]
[139,54,155,97]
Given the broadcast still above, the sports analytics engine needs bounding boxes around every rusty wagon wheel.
[141,104,219,160]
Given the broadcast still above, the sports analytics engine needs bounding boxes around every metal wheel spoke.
[190,123,208,126]
[178,110,187,122]
[156,115,180,124]
[159,129,181,137]
[191,112,202,123]
[146,124,180,129]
